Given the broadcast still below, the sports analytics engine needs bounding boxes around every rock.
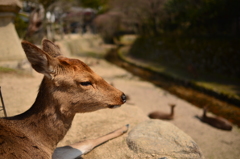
[126,120,204,159]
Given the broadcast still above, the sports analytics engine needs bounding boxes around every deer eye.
[80,81,92,86]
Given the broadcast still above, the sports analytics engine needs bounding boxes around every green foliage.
[39,0,74,9]
[164,0,240,36]
[95,0,240,78]
[97,0,240,36]
[14,14,28,39]
[79,0,109,13]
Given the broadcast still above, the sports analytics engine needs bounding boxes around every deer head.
[21,39,126,115]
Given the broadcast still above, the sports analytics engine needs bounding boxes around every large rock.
[127,120,204,159]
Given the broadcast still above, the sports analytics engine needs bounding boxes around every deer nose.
[121,94,127,103]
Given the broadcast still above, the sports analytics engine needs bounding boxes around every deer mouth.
[108,105,121,109]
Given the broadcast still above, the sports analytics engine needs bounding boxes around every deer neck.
[202,108,207,118]
[9,77,75,151]
[170,106,175,116]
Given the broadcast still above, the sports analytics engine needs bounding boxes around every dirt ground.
[0,35,240,159]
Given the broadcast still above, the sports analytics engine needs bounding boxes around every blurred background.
[15,0,240,114]
[15,0,240,79]
[12,0,240,79]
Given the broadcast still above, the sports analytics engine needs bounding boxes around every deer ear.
[42,39,62,57]
[21,41,58,78]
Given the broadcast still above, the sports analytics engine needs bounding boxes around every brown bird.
[199,107,232,131]
[148,103,176,120]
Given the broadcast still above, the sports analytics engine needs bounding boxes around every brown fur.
[148,104,176,120]
[0,39,126,158]
[200,107,232,131]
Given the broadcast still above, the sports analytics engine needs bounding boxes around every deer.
[0,39,128,159]
[198,107,232,131]
[148,103,176,120]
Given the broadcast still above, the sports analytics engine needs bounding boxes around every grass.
[0,66,32,77]
[118,35,240,104]
[0,67,16,73]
